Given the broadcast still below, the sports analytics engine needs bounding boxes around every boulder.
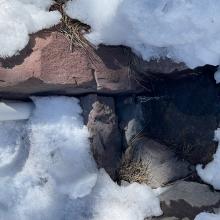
[80,94,122,180]
[152,181,220,220]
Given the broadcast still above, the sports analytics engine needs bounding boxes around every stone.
[80,94,122,180]
[141,70,220,165]
[119,137,191,188]
[0,30,141,98]
[151,181,220,220]
[0,28,196,99]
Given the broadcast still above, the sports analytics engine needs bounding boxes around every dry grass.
[51,1,96,60]
[118,149,152,185]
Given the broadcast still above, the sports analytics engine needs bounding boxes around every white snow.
[0,0,61,58]
[197,128,220,190]
[214,68,220,84]
[195,212,220,220]
[66,0,220,68]
[0,101,34,121]
[195,129,220,220]
[0,96,162,220]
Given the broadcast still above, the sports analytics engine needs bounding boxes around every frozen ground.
[66,0,220,68]
[0,97,162,220]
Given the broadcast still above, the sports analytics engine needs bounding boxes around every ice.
[0,97,162,220]
[66,0,220,68]
[0,101,34,121]
[0,0,61,57]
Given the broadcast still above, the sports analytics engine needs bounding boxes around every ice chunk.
[0,101,34,121]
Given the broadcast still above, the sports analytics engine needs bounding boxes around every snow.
[66,0,220,68]
[0,96,162,220]
[195,212,220,220]
[195,129,220,220]
[197,128,220,190]
[0,0,61,58]
[0,101,34,121]
[214,68,220,84]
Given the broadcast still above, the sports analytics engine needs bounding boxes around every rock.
[141,70,220,164]
[80,94,122,180]
[0,30,141,99]
[152,181,220,220]
[132,56,188,76]
[116,96,146,149]
[119,137,191,188]
[0,28,196,99]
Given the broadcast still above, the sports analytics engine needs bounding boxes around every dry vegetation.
[118,156,152,184]
[51,1,95,56]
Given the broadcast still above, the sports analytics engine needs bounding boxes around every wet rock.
[80,94,121,180]
[119,137,191,188]
[152,181,220,220]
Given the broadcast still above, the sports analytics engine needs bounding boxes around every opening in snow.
[0,96,162,220]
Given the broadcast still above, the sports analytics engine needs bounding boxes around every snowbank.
[0,101,34,121]
[0,96,162,220]
[0,0,61,57]
[66,0,220,68]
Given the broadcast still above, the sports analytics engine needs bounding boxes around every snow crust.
[0,101,34,121]
[0,0,61,57]
[66,0,220,68]
[0,96,162,220]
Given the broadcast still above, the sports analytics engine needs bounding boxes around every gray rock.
[141,71,220,165]
[119,137,191,188]
[152,181,220,220]
[80,94,122,180]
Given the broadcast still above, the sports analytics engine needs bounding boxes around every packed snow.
[0,0,61,57]
[66,0,220,68]
[0,97,162,220]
